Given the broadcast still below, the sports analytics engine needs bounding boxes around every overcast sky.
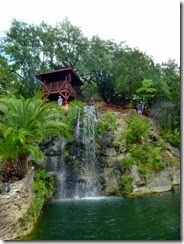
[0,0,180,65]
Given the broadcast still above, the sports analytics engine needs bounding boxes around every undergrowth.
[14,169,55,235]
[121,114,167,195]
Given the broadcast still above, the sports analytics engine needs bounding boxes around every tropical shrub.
[104,110,117,130]
[160,129,180,148]
[0,95,71,181]
[128,143,163,175]
[122,156,134,166]
[16,169,55,230]
[125,114,150,143]
[122,174,133,197]
[97,110,117,136]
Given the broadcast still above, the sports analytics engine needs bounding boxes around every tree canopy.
[0,18,180,130]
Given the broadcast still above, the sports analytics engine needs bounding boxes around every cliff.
[0,168,34,240]
[42,106,180,198]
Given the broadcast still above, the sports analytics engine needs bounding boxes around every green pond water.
[24,186,180,240]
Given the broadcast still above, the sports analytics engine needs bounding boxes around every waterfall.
[83,106,97,164]
[56,106,101,199]
[56,138,67,198]
[74,106,101,198]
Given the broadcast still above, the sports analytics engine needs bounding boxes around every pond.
[23,186,180,240]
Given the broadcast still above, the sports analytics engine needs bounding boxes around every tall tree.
[136,79,156,107]
[79,36,119,101]
[113,48,153,104]
[0,55,20,94]
[161,59,180,105]
[53,18,89,69]
[0,19,89,97]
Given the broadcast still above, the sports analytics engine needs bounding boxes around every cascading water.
[74,106,101,198]
[56,105,102,199]
[56,138,67,198]
[75,109,81,142]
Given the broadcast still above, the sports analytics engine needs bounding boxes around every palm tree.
[0,95,71,181]
[0,125,45,181]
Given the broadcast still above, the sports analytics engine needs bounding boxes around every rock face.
[130,164,180,195]
[0,106,180,240]
[44,108,180,198]
[0,168,34,240]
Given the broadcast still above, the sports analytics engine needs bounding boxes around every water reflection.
[23,186,180,240]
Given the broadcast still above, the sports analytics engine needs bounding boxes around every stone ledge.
[131,165,180,196]
[0,167,35,240]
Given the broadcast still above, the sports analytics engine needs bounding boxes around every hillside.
[42,105,180,197]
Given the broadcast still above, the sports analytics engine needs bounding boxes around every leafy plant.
[128,143,163,174]
[160,129,180,148]
[33,169,55,197]
[122,174,133,197]
[136,79,156,106]
[97,120,108,136]
[0,95,71,180]
[104,110,117,130]
[122,156,134,166]
[97,110,117,136]
[16,169,55,231]
[125,114,150,143]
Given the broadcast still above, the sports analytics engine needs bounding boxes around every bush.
[122,174,133,196]
[122,156,134,166]
[33,169,55,197]
[104,111,117,130]
[125,114,150,143]
[160,129,180,148]
[97,110,117,136]
[16,169,55,229]
[128,143,164,174]
[97,120,109,136]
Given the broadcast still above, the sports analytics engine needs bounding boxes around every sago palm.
[0,95,71,180]
[0,125,45,181]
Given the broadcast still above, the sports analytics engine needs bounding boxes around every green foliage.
[111,188,121,196]
[0,18,180,108]
[54,18,89,68]
[0,55,20,95]
[97,110,117,136]
[97,120,109,137]
[128,143,163,174]
[161,59,180,104]
[136,79,156,106]
[124,113,165,178]
[64,150,69,157]
[82,82,99,101]
[122,156,134,166]
[122,174,133,197]
[33,169,55,197]
[104,111,117,130]
[62,100,85,130]
[74,159,80,168]
[0,19,89,97]
[0,95,71,179]
[0,18,180,136]
[114,49,152,98]
[160,129,180,148]
[16,169,55,229]
[125,114,150,143]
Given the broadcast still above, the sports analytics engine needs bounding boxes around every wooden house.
[34,67,84,104]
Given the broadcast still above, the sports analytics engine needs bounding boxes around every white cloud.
[0,0,180,64]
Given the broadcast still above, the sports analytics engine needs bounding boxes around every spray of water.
[58,106,101,199]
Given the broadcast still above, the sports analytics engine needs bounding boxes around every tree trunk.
[16,154,28,180]
[2,159,15,182]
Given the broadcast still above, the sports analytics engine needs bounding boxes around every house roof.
[34,67,84,85]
